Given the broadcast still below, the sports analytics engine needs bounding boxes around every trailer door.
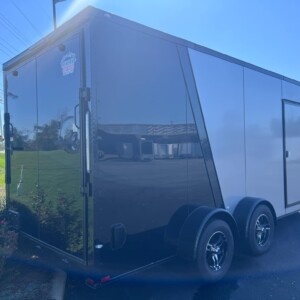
[6,33,89,262]
[283,100,300,207]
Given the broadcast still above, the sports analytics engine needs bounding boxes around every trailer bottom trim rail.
[85,255,177,289]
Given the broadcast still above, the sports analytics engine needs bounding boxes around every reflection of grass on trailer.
[11,150,80,205]
[0,153,5,186]
[10,150,83,255]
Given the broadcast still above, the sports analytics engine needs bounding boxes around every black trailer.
[4,6,300,284]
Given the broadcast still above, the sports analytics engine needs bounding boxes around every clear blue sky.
[1,0,300,106]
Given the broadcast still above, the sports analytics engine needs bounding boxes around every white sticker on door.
[60,52,77,76]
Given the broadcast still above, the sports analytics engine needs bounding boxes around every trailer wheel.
[247,204,274,255]
[196,219,234,282]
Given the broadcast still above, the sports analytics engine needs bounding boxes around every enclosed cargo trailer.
[3,6,300,283]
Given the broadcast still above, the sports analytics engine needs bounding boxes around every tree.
[35,120,61,151]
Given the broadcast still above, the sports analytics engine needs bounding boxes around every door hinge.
[88,182,93,197]
[81,186,88,196]
[80,184,92,197]
[79,87,91,102]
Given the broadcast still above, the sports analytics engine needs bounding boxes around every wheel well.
[164,205,197,250]
[233,197,277,242]
[177,206,238,261]
[258,201,277,226]
[211,211,239,242]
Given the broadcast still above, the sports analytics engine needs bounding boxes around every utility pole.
[52,0,66,30]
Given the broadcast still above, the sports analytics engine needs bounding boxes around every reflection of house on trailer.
[4,6,300,286]
[97,124,202,161]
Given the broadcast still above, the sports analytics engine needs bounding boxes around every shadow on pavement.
[65,213,300,300]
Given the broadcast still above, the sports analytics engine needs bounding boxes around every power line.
[10,0,43,36]
[0,12,30,46]
[0,48,11,57]
[0,37,19,53]
[0,16,29,47]
[0,40,16,56]
[0,12,31,44]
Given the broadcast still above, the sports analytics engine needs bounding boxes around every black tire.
[197,219,234,282]
[247,204,275,256]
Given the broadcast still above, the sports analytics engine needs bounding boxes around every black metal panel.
[177,46,224,208]
[5,33,88,262]
[91,18,215,271]
[6,59,39,238]
[35,34,84,258]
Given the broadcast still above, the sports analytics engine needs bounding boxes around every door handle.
[286,150,290,158]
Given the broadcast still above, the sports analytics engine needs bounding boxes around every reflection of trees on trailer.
[3,6,300,285]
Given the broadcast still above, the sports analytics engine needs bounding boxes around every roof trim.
[3,6,300,87]
[2,6,98,72]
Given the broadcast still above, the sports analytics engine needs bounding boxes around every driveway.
[65,212,300,300]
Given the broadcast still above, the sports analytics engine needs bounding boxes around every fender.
[164,205,197,250]
[233,197,277,242]
[177,206,238,261]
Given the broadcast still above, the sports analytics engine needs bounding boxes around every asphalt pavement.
[64,212,300,300]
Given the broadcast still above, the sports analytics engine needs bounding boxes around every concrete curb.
[48,269,67,300]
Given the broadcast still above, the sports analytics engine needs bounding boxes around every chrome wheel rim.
[206,231,227,271]
[255,214,271,247]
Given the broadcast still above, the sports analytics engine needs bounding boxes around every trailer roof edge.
[2,6,98,72]
[3,6,300,87]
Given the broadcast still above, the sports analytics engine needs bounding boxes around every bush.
[0,215,18,277]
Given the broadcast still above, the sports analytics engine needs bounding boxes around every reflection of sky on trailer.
[6,39,79,141]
